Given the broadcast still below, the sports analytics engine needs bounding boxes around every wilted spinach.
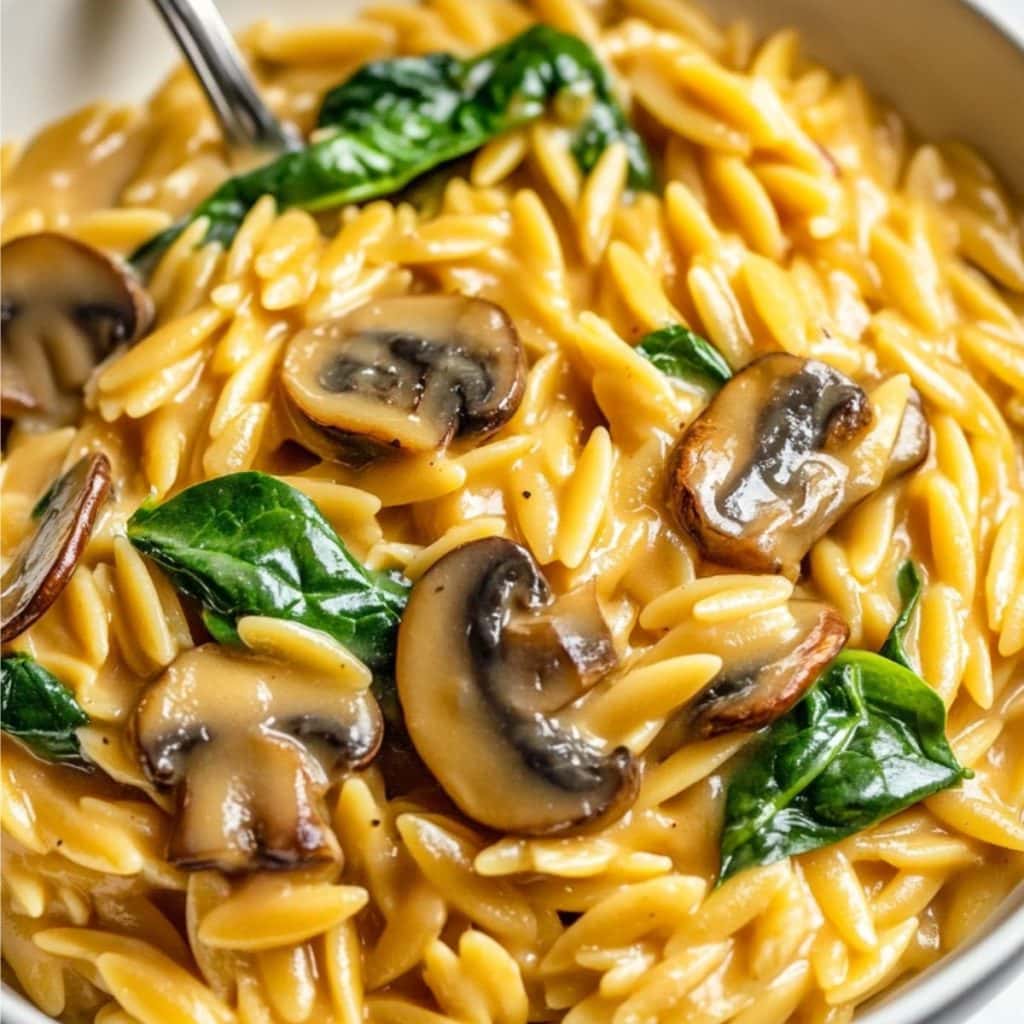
[126,472,408,669]
[718,563,968,882]
[133,25,653,269]
[636,325,733,389]
[1,654,90,764]
[878,560,923,672]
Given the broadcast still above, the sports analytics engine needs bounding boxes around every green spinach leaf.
[719,652,968,881]
[132,25,653,269]
[719,661,868,879]
[201,609,242,646]
[718,563,968,882]
[878,560,923,671]
[126,472,409,669]
[1,654,89,763]
[636,325,733,389]
[317,25,652,188]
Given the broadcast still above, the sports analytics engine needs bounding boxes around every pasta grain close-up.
[1,1,1023,1023]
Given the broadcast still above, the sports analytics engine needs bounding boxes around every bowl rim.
[1,1,1023,1023]
[859,879,1024,1024]
[855,3,1024,1022]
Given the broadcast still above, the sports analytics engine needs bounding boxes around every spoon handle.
[149,0,300,155]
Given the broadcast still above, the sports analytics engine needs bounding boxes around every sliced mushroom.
[397,538,638,835]
[134,644,382,872]
[688,601,848,736]
[1,453,111,643]
[668,354,927,575]
[1,232,152,429]
[282,295,525,466]
[650,600,849,752]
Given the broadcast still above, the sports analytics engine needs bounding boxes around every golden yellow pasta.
[2,1,1023,1023]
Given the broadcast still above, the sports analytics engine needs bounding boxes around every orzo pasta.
[2,1,1023,1023]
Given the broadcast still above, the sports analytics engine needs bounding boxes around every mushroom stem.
[134,645,382,873]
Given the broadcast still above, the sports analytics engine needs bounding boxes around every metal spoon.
[149,0,301,157]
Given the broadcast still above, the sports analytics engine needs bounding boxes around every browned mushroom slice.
[689,601,849,736]
[397,538,638,835]
[647,600,849,756]
[133,644,382,872]
[1,453,111,643]
[669,354,881,575]
[1,232,152,428]
[282,295,525,466]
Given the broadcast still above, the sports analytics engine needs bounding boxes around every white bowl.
[1,2,1022,1022]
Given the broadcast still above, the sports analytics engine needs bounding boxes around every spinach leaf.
[317,25,652,188]
[719,661,868,879]
[1,654,89,764]
[718,563,968,882]
[132,25,653,269]
[202,609,242,646]
[879,560,923,671]
[719,652,968,881]
[126,472,409,669]
[636,325,733,389]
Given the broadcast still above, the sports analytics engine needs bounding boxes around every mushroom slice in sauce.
[688,601,849,736]
[1,453,111,643]
[282,295,525,466]
[668,354,918,576]
[134,644,382,872]
[396,537,638,835]
[1,233,153,428]
[648,600,849,753]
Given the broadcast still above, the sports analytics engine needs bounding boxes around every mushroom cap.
[282,294,525,466]
[688,601,849,736]
[646,599,849,757]
[1,453,111,643]
[1,233,153,427]
[396,537,638,836]
[133,644,382,872]
[668,354,874,576]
